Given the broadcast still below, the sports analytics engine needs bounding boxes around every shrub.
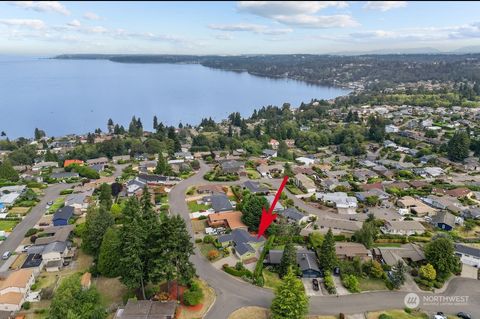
[198,215,207,220]
[323,271,337,294]
[183,283,204,306]
[404,307,412,314]
[22,301,31,310]
[342,274,360,293]
[195,238,202,244]
[25,228,38,237]
[203,235,214,244]
[379,314,393,319]
[207,250,219,261]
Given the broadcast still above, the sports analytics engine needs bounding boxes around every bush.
[379,314,393,319]
[25,228,38,237]
[183,283,204,306]
[342,274,360,293]
[324,271,337,294]
[404,307,412,314]
[195,238,202,243]
[203,235,214,244]
[207,250,219,261]
[22,301,31,310]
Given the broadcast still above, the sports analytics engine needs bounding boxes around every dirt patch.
[175,279,216,319]
[95,277,128,308]
[228,306,269,319]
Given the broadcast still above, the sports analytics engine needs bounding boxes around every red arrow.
[257,175,289,238]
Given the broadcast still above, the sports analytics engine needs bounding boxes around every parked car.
[433,312,447,319]
[47,201,53,206]
[333,267,340,276]
[312,279,319,291]
[2,251,11,260]
[21,245,32,253]
[457,312,472,319]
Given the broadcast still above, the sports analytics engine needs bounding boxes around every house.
[373,243,425,266]
[220,160,244,174]
[256,164,284,178]
[196,185,226,194]
[295,157,315,166]
[316,192,358,214]
[285,139,295,148]
[34,225,74,245]
[63,159,84,167]
[455,244,480,268]
[385,124,399,133]
[321,179,350,192]
[262,149,277,158]
[0,269,35,312]
[242,181,269,195]
[86,157,108,166]
[462,208,480,220]
[32,161,58,172]
[396,196,437,217]
[301,218,362,236]
[266,195,284,212]
[268,139,280,149]
[294,174,316,193]
[112,155,130,163]
[26,241,70,272]
[381,220,426,236]
[50,171,79,180]
[423,167,444,178]
[335,242,371,261]
[355,189,390,202]
[432,211,460,231]
[218,229,265,261]
[265,249,322,278]
[125,179,147,197]
[0,186,26,207]
[445,188,473,198]
[207,211,247,230]
[203,194,233,213]
[114,300,177,319]
[353,169,378,182]
[174,152,194,160]
[278,207,309,224]
[65,190,93,213]
[423,195,465,213]
[52,206,75,226]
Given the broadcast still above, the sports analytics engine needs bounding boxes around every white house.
[455,244,480,268]
[0,269,35,312]
[295,157,316,166]
[385,124,399,133]
[316,192,358,214]
[294,174,316,193]
[381,221,426,236]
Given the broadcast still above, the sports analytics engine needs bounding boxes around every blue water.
[0,57,349,138]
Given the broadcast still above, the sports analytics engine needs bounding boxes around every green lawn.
[246,169,261,180]
[286,184,305,195]
[367,309,429,319]
[47,196,65,214]
[0,220,19,231]
[187,200,211,213]
[372,243,402,248]
[263,269,282,290]
[358,277,387,291]
[198,243,221,261]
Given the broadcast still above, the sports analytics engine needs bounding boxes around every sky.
[2,1,480,55]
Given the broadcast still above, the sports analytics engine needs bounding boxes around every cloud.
[237,1,357,28]
[208,23,292,35]
[83,11,101,20]
[0,18,46,30]
[364,1,407,12]
[67,19,81,27]
[7,1,70,15]
[215,33,234,40]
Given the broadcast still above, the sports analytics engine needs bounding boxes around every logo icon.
[404,293,420,309]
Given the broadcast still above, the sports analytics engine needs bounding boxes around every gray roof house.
[203,194,233,212]
[220,160,244,174]
[278,207,307,224]
[243,181,269,194]
[218,229,264,258]
[114,300,177,319]
[265,249,321,278]
[51,171,79,180]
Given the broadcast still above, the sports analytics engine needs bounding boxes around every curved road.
[169,161,480,319]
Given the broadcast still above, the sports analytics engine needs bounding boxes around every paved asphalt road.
[0,163,127,268]
[169,161,480,319]
[0,183,72,267]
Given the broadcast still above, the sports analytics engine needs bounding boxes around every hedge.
[253,235,275,286]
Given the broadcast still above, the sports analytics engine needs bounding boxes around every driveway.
[461,264,478,279]
[303,278,323,297]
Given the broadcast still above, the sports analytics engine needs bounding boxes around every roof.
[86,157,108,165]
[335,242,370,258]
[0,292,23,306]
[220,160,244,171]
[64,159,84,167]
[51,172,79,179]
[432,211,456,227]
[218,228,264,246]
[455,244,480,258]
[279,207,305,221]
[207,211,246,230]
[262,149,277,156]
[34,225,74,245]
[385,220,426,231]
[243,181,269,194]
[295,173,316,189]
[53,206,75,222]
[315,218,362,233]
[378,243,425,266]
[138,173,168,184]
[0,269,33,291]
[116,300,177,318]
[65,191,92,206]
[446,188,471,198]
[206,194,233,212]
[266,249,320,273]
[43,241,67,254]
[197,185,225,193]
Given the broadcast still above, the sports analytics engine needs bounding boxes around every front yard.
[358,277,387,291]
[263,269,282,290]
[366,309,429,319]
[47,196,65,214]
[0,219,19,231]
[246,169,261,180]
[187,200,211,213]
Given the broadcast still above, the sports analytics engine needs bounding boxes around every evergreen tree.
[97,227,122,277]
[98,183,112,210]
[354,221,378,249]
[44,149,58,163]
[319,228,337,272]
[82,206,114,257]
[153,115,158,130]
[0,160,19,181]
[368,115,386,142]
[424,237,458,277]
[270,268,309,319]
[34,128,45,140]
[279,240,297,278]
[389,260,406,289]
[154,152,171,175]
[447,130,470,162]
[240,193,269,232]
[277,140,289,159]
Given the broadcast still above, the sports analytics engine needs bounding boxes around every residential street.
[0,183,71,267]
[169,161,480,319]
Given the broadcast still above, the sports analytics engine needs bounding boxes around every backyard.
[187,200,211,213]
